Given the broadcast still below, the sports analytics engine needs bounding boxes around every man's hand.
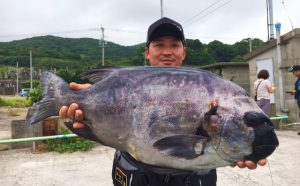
[290,90,296,95]
[231,159,267,170]
[58,82,91,129]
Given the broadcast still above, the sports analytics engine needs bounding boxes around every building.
[245,28,300,122]
[199,62,250,93]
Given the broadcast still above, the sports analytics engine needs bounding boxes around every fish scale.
[26,66,279,172]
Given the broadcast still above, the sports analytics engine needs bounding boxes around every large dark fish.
[26,67,279,172]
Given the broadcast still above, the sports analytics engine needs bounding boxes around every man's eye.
[154,43,164,47]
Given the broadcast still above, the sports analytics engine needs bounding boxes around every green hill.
[0,35,265,69]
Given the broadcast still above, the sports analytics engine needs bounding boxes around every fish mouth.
[243,111,279,162]
[202,110,279,163]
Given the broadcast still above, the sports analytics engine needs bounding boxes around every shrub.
[28,85,43,104]
[46,127,95,153]
[46,137,95,153]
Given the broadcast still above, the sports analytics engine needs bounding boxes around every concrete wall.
[247,29,300,122]
[11,120,42,149]
[200,62,250,93]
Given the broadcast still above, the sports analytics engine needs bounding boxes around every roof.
[245,28,300,61]
[199,62,248,69]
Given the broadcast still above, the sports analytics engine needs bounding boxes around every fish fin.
[153,135,209,159]
[64,121,106,144]
[26,99,56,125]
[26,72,69,125]
[80,67,123,83]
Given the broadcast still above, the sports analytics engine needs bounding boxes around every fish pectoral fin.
[64,121,105,144]
[153,135,209,159]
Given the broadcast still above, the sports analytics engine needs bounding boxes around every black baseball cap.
[289,65,300,72]
[146,17,185,47]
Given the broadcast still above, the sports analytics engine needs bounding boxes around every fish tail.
[26,72,69,125]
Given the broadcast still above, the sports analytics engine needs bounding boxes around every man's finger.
[59,106,68,118]
[70,82,91,90]
[75,109,84,121]
[258,159,267,166]
[73,122,85,129]
[245,160,257,170]
[67,103,79,120]
[236,161,246,168]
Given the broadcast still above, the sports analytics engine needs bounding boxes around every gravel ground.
[0,131,300,186]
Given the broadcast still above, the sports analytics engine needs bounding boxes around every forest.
[0,35,265,71]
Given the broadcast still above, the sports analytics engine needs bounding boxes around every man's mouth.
[160,59,175,65]
[162,61,173,65]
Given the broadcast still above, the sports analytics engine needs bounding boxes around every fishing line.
[267,160,274,186]
[213,111,231,151]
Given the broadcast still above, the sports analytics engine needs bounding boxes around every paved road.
[1,131,300,186]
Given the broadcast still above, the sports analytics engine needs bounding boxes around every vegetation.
[28,85,43,104]
[0,96,32,107]
[0,35,265,70]
[46,127,95,153]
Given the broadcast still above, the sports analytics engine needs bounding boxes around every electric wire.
[281,0,294,29]
[183,0,234,27]
[183,0,223,25]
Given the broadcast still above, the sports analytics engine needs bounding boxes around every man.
[59,17,266,186]
[288,65,300,135]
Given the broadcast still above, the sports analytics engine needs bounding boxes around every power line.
[183,0,223,25]
[0,27,144,40]
[0,28,92,39]
[281,0,294,30]
[184,0,234,27]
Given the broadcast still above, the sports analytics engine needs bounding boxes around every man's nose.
[243,111,279,161]
[162,47,172,55]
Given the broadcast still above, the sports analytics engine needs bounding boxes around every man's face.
[293,70,300,77]
[145,36,186,67]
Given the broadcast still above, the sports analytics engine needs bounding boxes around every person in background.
[59,17,267,186]
[254,69,275,117]
[288,65,300,135]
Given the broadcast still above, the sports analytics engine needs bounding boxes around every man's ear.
[182,47,187,60]
[144,47,149,60]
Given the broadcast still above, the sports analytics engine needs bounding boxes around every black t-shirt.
[112,151,217,186]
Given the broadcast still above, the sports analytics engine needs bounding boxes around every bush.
[28,85,43,104]
[46,137,95,153]
[46,127,95,153]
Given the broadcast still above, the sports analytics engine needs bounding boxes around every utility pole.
[160,0,164,18]
[267,0,275,40]
[16,61,19,95]
[100,26,105,66]
[247,38,252,52]
[275,22,289,113]
[30,49,33,90]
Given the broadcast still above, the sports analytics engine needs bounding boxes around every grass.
[7,106,20,116]
[0,96,32,108]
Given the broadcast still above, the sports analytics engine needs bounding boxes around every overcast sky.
[0,0,299,46]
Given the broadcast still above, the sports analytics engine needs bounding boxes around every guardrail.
[0,115,290,145]
[270,115,289,129]
[0,134,78,144]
